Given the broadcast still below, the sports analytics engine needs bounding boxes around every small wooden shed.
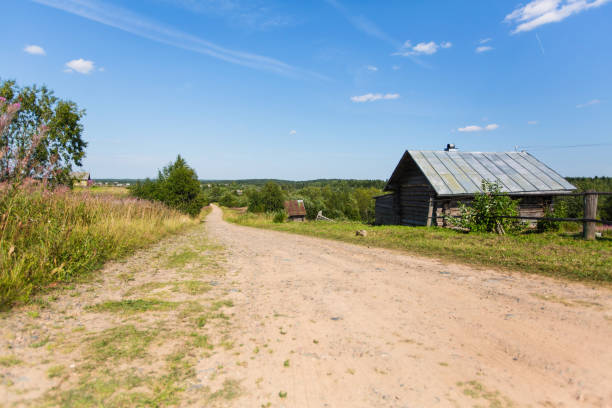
[70,171,93,187]
[375,145,576,226]
[284,200,307,222]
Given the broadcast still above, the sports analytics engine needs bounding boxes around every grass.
[87,325,158,362]
[1,184,200,310]
[86,299,180,314]
[225,210,612,283]
[0,355,21,367]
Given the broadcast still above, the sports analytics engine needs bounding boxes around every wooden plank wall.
[398,183,434,226]
[374,194,397,225]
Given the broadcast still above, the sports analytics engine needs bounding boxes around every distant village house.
[70,171,93,187]
[284,200,307,222]
[375,145,576,227]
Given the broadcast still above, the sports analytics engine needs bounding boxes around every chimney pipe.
[445,143,456,151]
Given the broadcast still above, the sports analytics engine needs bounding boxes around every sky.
[1,0,611,179]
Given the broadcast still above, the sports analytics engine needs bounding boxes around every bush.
[537,208,561,232]
[130,155,206,217]
[453,180,520,233]
[273,210,287,223]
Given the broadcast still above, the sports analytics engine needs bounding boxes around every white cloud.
[528,120,539,125]
[24,45,46,55]
[505,0,612,34]
[480,38,492,44]
[65,58,95,74]
[98,67,105,72]
[393,40,452,56]
[351,93,400,103]
[366,65,378,71]
[289,129,297,135]
[392,65,400,70]
[476,45,494,53]
[458,124,499,132]
[576,99,601,108]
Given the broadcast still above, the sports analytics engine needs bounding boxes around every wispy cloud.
[505,0,612,34]
[479,38,492,44]
[32,0,323,79]
[325,0,400,47]
[158,0,292,31]
[65,58,95,74]
[458,123,499,132]
[351,93,400,103]
[24,44,46,55]
[576,99,601,108]
[476,45,493,53]
[393,40,452,56]
[366,65,378,71]
[289,129,297,135]
[528,120,539,125]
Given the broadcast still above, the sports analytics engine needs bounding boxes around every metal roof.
[284,200,307,216]
[389,150,575,196]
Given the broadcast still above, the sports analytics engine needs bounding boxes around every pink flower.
[0,96,6,103]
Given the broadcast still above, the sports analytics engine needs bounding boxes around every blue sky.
[2,0,611,179]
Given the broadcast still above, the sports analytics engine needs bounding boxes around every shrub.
[537,208,561,232]
[452,180,520,234]
[130,155,206,217]
[273,210,287,223]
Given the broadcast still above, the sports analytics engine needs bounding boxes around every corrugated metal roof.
[284,200,307,216]
[405,151,575,196]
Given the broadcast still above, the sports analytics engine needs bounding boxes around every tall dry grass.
[0,183,199,310]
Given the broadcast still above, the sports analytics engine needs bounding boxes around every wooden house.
[284,200,307,222]
[375,145,576,227]
[70,171,93,187]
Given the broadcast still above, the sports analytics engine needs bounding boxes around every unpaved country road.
[206,205,612,407]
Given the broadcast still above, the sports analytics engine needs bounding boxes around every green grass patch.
[166,250,201,268]
[208,379,242,401]
[225,210,612,283]
[47,365,66,378]
[87,325,157,362]
[87,299,179,314]
[0,355,22,367]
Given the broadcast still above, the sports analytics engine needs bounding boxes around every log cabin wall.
[374,194,397,225]
[398,184,435,226]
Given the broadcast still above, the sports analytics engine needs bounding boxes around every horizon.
[2,0,612,179]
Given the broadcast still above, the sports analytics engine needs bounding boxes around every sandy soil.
[1,204,611,407]
[205,205,612,407]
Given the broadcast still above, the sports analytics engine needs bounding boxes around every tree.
[130,155,205,217]
[247,182,284,213]
[0,80,86,183]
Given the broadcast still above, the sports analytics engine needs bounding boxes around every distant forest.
[101,176,612,222]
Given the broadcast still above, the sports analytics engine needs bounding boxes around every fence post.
[583,190,598,240]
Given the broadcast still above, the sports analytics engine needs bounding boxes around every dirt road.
[1,205,611,407]
[205,205,612,407]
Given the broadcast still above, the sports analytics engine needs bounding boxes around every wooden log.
[583,190,598,240]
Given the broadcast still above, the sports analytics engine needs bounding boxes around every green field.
[224,210,612,283]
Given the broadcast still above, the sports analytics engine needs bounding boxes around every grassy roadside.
[224,209,612,283]
[0,186,209,310]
